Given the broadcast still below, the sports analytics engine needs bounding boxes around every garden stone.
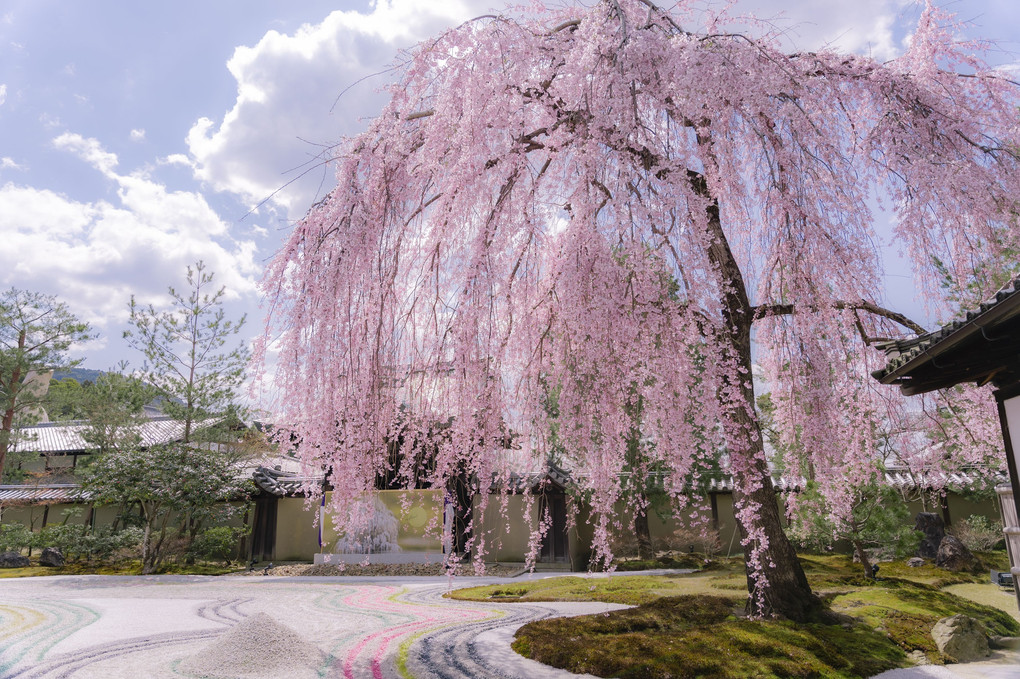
[931,614,989,662]
[906,650,929,665]
[0,551,30,568]
[906,557,925,568]
[914,512,945,559]
[989,635,1020,650]
[935,535,978,573]
[39,547,64,567]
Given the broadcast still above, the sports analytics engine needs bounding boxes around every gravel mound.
[178,612,325,679]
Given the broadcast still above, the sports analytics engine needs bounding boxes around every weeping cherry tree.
[257,0,1020,620]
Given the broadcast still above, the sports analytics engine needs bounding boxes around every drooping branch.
[752,299,927,336]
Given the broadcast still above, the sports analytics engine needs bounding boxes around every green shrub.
[0,523,34,552]
[36,523,90,559]
[35,524,143,563]
[951,515,1004,552]
[189,525,249,564]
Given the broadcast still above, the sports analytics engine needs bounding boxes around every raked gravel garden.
[0,570,627,679]
[2,559,1020,679]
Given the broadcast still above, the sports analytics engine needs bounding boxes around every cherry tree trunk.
[703,182,821,621]
[726,333,820,619]
[853,538,874,579]
[634,504,655,561]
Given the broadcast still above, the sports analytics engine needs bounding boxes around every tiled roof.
[0,484,87,503]
[250,462,1005,498]
[873,275,1020,383]
[252,466,321,496]
[16,417,222,454]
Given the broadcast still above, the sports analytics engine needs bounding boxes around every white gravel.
[48,598,224,655]
[178,612,325,679]
[868,651,1020,679]
[472,602,630,679]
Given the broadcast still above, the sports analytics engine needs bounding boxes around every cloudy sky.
[1,0,1018,382]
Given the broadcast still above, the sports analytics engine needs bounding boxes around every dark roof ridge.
[873,274,1020,383]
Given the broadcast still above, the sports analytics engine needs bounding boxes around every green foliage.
[77,442,253,573]
[0,522,34,552]
[124,261,249,445]
[45,369,159,457]
[189,525,250,564]
[788,483,919,570]
[932,250,1020,314]
[43,377,89,421]
[35,524,144,563]
[0,288,93,481]
[950,514,1004,552]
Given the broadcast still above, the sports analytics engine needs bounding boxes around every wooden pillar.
[994,384,1020,611]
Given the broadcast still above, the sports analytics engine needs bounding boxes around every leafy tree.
[0,289,93,481]
[257,0,1020,620]
[125,261,249,444]
[43,369,158,456]
[43,376,89,421]
[78,370,159,455]
[77,443,252,573]
[788,482,918,578]
[35,522,144,565]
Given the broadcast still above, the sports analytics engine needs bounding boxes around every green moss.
[449,573,749,605]
[0,560,241,578]
[514,595,906,679]
[827,577,1020,662]
[480,558,1019,678]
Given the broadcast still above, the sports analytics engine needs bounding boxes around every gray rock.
[931,614,989,662]
[907,557,926,568]
[935,535,979,573]
[989,635,1020,650]
[0,551,30,568]
[906,650,929,665]
[39,547,64,567]
[915,512,945,559]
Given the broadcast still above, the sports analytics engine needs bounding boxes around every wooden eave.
[873,276,1020,396]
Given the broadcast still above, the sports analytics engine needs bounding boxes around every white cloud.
[54,133,119,174]
[130,128,146,142]
[187,0,489,217]
[1,157,22,170]
[39,112,62,129]
[0,83,6,107]
[162,153,193,167]
[0,136,260,334]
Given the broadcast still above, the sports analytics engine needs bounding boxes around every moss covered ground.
[453,552,1019,679]
[0,560,241,578]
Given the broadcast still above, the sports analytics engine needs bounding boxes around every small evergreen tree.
[125,261,249,444]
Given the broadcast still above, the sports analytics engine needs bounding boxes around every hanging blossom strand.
[255,0,1020,621]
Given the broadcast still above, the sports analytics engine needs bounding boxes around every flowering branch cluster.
[257,0,1020,618]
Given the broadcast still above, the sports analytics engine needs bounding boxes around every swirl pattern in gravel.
[0,573,622,679]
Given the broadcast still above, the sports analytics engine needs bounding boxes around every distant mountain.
[51,367,105,384]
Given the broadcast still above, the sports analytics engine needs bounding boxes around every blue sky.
[1,0,1018,389]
